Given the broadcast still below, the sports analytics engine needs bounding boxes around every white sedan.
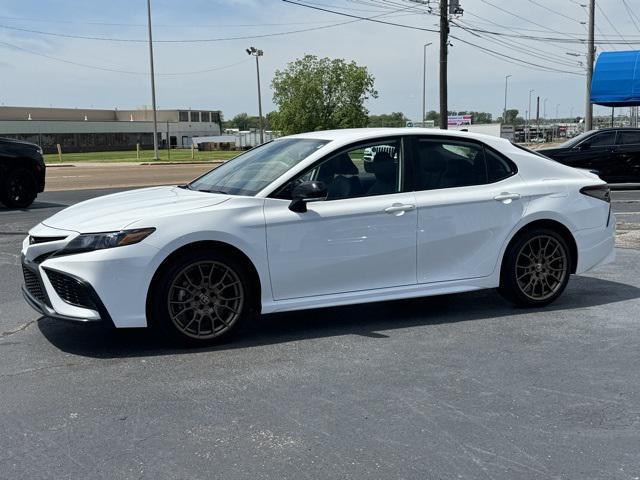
[21,128,615,346]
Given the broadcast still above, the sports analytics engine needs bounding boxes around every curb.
[45,161,226,168]
[139,161,225,166]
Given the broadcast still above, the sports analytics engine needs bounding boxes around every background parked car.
[0,137,46,208]
[538,128,640,183]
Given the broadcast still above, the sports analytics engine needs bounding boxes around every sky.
[0,0,639,121]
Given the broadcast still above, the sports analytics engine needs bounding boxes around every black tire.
[1,167,37,209]
[149,249,258,347]
[499,227,572,307]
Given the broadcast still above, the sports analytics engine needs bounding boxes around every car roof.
[284,127,510,146]
[589,127,640,132]
[0,136,38,147]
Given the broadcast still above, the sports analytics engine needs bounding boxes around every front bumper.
[21,255,105,324]
[21,223,160,328]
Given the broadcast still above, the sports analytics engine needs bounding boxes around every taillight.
[580,184,610,203]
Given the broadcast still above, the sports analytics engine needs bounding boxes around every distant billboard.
[447,115,472,126]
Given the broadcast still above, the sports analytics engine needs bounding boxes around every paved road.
[1,189,640,479]
[45,163,217,191]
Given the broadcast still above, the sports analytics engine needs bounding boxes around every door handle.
[384,203,416,215]
[494,192,521,204]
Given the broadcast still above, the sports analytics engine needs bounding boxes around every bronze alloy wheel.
[167,260,244,340]
[515,234,568,301]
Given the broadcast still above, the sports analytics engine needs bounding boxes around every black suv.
[538,128,640,184]
[0,137,46,208]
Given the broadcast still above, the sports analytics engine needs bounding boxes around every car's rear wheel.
[499,228,571,307]
[1,167,37,209]
[151,250,256,346]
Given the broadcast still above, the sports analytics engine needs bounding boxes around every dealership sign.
[448,115,472,126]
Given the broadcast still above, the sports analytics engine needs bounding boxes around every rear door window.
[620,130,640,145]
[584,131,616,147]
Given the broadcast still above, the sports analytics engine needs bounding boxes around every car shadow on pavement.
[0,201,67,212]
[37,275,640,359]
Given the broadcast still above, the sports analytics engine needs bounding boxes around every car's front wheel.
[1,167,37,209]
[499,228,572,307]
[150,249,256,346]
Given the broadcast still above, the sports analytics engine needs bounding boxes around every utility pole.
[439,0,449,129]
[503,74,512,124]
[585,0,595,131]
[146,0,159,160]
[246,47,264,144]
[422,42,432,125]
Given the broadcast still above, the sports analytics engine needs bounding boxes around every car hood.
[42,186,230,232]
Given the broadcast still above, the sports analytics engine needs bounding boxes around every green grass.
[44,148,240,164]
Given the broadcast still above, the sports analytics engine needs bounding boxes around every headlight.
[57,228,155,255]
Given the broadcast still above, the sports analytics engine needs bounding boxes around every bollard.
[136,143,140,161]
[56,144,63,163]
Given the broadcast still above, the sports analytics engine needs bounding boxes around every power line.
[452,19,583,69]
[0,4,419,43]
[0,15,342,28]
[282,0,439,33]
[478,0,584,41]
[526,0,585,25]
[0,40,252,76]
[460,10,585,56]
[622,0,640,33]
[284,0,584,76]
[596,1,632,48]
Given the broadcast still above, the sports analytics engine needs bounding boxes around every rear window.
[620,130,640,145]
[511,142,552,159]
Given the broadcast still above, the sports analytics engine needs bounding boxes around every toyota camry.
[21,129,615,346]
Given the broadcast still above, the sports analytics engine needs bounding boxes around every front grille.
[22,265,48,305]
[29,235,66,245]
[45,269,97,310]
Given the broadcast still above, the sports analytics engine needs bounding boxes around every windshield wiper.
[196,188,229,195]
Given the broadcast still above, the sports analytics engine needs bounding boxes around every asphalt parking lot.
[1,189,640,479]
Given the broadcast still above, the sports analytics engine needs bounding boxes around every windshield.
[189,138,330,196]
[557,131,592,148]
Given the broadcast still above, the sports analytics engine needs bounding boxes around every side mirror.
[289,181,328,213]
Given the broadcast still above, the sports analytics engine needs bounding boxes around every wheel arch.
[145,240,263,326]
[500,218,578,276]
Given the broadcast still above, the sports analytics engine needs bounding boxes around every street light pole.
[422,42,432,125]
[146,0,159,160]
[246,47,264,145]
[503,74,512,124]
[544,98,548,120]
[528,89,534,142]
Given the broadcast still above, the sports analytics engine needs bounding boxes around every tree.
[367,112,409,127]
[498,109,519,125]
[425,110,440,126]
[271,55,378,135]
[224,113,260,130]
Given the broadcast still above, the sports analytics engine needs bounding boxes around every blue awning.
[591,50,640,107]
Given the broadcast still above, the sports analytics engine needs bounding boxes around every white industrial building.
[0,106,223,153]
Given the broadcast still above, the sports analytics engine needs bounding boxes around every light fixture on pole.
[503,75,512,124]
[246,47,264,145]
[422,42,432,125]
[146,0,159,160]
